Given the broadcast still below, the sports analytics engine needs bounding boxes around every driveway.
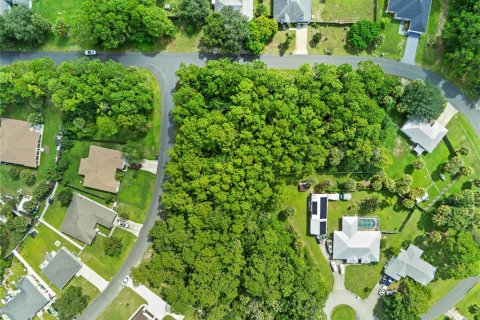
[140,160,158,174]
[402,32,420,65]
[293,24,308,55]
[1,51,479,319]
[77,264,109,292]
[116,219,143,237]
[437,102,458,127]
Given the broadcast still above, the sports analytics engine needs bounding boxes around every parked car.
[327,193,340,201]
[339,264,345,275]
[378,286,387,296]
[340,193,352,201]
[121,275,130,285]
[379,275,388,284]
[386,290,397,296]
[330,261,338,273]
[85,50,96,56]
[164,4,171,10]
[297,182,309,192]
[326,239,333,254]
[439,173,446,181]
[118,220,129,229]
[385,277,393,286]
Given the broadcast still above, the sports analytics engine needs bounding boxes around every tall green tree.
[383,279,432,320]
[201,7,250,53]
[53,286,89,320]
[401,80,447,122]
[74,0,175,48]
[0,5,51,48]
[346,20,381,50]
[245,16,277,54]
[178,0,211,31]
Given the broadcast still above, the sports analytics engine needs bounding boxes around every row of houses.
[309,193,436,286]
[213,0,432,34]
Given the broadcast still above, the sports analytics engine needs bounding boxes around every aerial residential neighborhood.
[0,0,479,319]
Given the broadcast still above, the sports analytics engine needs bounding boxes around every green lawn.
[331,304,356,320]
[263,30,296,55]
[0,165,35,195]
[1,257,27,300]
[43,185,70,229]
[455,282,480,319]
[63,275,100,301]
[426,278,460,306]
[312,0,373,22]
[117,170,155,223]
[283,185,334,291]
[345,210,424,298]
[97,287,146,320]
[79,228,136,280]
[415,0,445,68]
[307,25,350,56]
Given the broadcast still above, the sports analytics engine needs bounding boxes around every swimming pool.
[357,217,379,231]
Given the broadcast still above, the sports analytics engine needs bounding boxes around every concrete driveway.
[293,25,308,55]
[77,264,109,292]
[140,159,158,174]
[402,32,420,65]
[437,103,458,126]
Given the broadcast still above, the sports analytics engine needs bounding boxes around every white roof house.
[309,193,328,236]
[214,0,254,20]
[333,216,381,264]
[385,244,436,285]
[401,120,447,154]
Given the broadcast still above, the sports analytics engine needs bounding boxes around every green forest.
[132,60,403,318]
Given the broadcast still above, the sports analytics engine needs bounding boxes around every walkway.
[293,25,308,55]
[77,264,109,292]
[12,250,56,297]
[424,176,459,211]
[38,182,58,221]
[126,279,183,320]
[401,33,420,65]
[38,218,84,251]
[421,275,480,320]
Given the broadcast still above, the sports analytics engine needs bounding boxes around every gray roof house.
[309,193,328,237]
[215,0,253,20]
[333,216,381,264]
[385,244,436,285]
[41,247,83,289]
[386,0,432,34]
[273,0,311,24]
[1,277,49,320]
[401,120,447,154]
[60,193,117,245]
[1,0,9,14]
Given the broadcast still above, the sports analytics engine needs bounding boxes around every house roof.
[0,0,9,14]
[401,120,447,153]
[215,0,253,20]
[79,145,123,193]
[41,247,83,289]
[310,193,328,236]
[273,0,311,23]
[333,216,381,263]
[60,193,117,245]
[0,118,41,168]
[385,244,436,285]
[1,277,49,320]
[387,0,432,33]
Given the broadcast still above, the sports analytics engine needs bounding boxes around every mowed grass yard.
[331,304,356,320]
[455,282,480,319]
[283,185,334,291]
[79,228,136,280]
[97,287,146,320]
[312,0,373,22]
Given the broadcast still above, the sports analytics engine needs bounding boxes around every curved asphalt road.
[0,51,479,320]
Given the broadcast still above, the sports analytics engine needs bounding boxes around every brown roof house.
[79,145,124,193]
[0,118,43,168]
[60,193,117,245]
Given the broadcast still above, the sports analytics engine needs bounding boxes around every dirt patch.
[436,0,448,37]
[394,137,403,157]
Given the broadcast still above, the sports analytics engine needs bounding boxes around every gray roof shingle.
[41,247,83,289]
[401,120,447,153]
[385,244,436,285]
[273,0,311,23]
[1,277,49,320]
[387,0,432,33]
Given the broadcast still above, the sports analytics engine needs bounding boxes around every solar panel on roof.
[320,221,327,235]
[312,201,318,216]
[320,197,327,219]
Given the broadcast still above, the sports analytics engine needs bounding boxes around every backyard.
[312,0,373,22]
[97,287,146,320]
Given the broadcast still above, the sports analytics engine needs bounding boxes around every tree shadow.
[404,164,414,174]
[416,211,433,232]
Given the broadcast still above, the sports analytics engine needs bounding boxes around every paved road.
[421,275,480,320]
[1,51,479,319]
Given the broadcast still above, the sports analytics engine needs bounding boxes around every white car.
[121,275,130,285]
[330,261,338,273]
[339,263,345,275]
[118,220,129,229]
[378,285,387,296]
[85,50,97,56]
[386,290,397,296]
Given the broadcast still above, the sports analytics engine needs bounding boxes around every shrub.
[33,180,53,200]
[57,189,73,207]
[20,170,36,186]
[413,159,425,170]
[444,156,464,175]
[8,167,21,180]
[22,200,38,213]
[104,236,124,257]
[26,112,44,124]
[346,20,381,50]
[460,166,474,176]
[457,146,471,155]
[52,18,70,37]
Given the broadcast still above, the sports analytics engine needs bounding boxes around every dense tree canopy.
[0,5,51,48]
[201,8,250,53]
[346,20,381,50]
[53,286,89,320]
[383,279,432,320]
[245,16,277,54]
[74,0,175,48]
[178,0,211,31]
[442,0,480,96]
[401,80,447,122]
[132,60,400,318]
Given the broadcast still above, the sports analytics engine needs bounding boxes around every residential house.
[214,0,253,20]
[1,277,49,320]
[41,247,83,289]
[386,0,433,34]
[333,216,381,264]
[79,145,124,193]
[384,244,436,285]
[309,193,328,238]
[0,118,42,168]
[401,120,447,154]
[273,0,311,24]
[60,193,117,245]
